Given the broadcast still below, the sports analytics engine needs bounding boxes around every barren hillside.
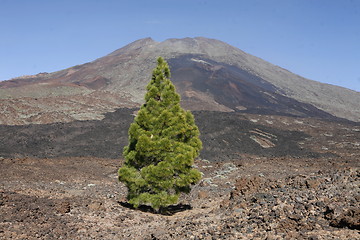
[1,37,359,125]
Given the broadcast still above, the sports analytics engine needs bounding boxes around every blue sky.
[1,0,359,92]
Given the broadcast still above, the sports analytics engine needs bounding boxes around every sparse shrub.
[118,57,202,211]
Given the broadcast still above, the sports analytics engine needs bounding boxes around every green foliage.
[118,57,202,211]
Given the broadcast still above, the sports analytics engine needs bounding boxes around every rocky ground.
[0,111,359,239]
[0,155,359,239]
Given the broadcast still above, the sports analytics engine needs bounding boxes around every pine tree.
[118,57,202,211]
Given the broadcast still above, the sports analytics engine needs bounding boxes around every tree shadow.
[119,201,192,216]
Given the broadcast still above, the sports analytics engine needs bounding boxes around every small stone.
[234,208,246,214]
[330,207,360,230]
[308,236,319,240]
[198,191,209,199]
[88,202,105,211]
[55,201,71,214]
[288,214,301,221]
[315,201,325,208]
[306,179,321,189]
[106,193,115,198]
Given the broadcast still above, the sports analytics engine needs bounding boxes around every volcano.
[0,37,359,125]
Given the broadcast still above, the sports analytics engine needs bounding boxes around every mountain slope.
[0,37,359,124]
